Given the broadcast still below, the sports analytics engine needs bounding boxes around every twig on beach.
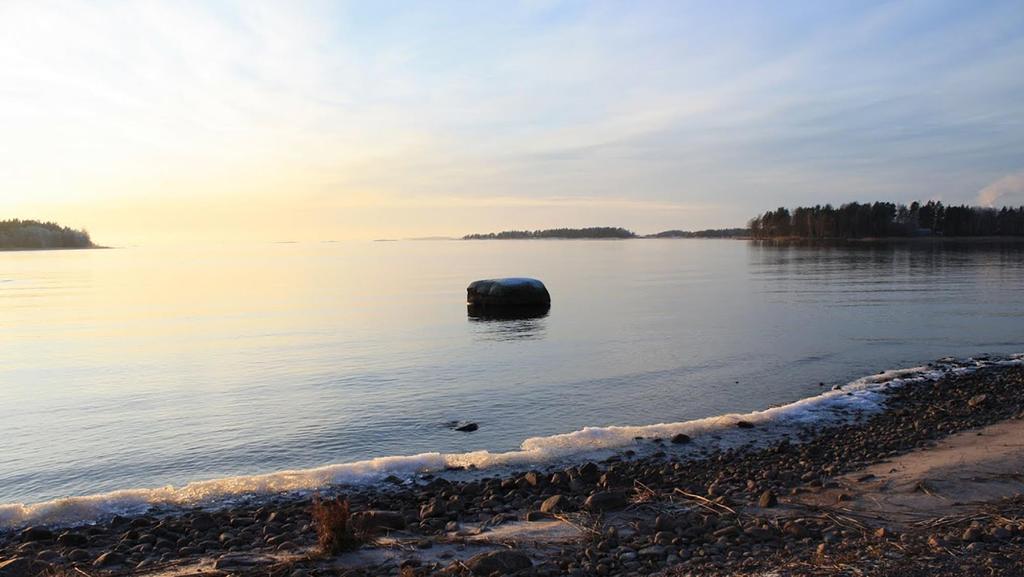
[86,559,192,577]
[553,511,603,541]
[672,488,738,516]
[631,479,660,505]
[824,511,868,532]
[912,511,992,529]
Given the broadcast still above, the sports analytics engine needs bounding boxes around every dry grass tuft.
[310,494,365,554]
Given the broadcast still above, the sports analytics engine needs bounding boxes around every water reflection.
[467,305,550,341]
[746,240,1024,308]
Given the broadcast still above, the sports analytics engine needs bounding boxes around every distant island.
[644,228,750,239]
[463,227,637,239]
[0,219,96,250]
[462,227,750,240]
[749,201,1024,239]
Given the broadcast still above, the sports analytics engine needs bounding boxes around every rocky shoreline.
[3,363,1024,577]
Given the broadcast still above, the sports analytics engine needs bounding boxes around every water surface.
[2,240,1023,506]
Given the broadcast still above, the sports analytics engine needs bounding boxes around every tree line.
[748,201,1024,239]
[0,219,94,249]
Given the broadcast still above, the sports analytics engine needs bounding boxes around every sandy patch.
[789,418,1024,526]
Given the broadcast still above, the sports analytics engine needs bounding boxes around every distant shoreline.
[462,227,750,240]
[0,245,109,253]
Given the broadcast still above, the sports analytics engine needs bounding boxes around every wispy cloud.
[978,172,1024,207]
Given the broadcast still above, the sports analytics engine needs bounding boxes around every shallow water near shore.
[2,240,1024,526]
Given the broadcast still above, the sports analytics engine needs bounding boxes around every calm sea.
[2,240,1023,515]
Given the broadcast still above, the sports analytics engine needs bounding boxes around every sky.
[2,0,1023,244]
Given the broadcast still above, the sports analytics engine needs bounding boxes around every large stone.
[577,462,600,482]
[0,558,32,577]
[523,471,542,487]
[583,491,628,512]
[92,552,125,568]
[465,550,532,576]
[350,510,407,534]
[962,526,984,543]
[190,514,217,532]
[56,532,88,547]
[758,490,778,508]
[66,550,91,563]
[539,495,567,514]
[19,528,52,543]
[638,545,666,559]
[419,500,446,520]
[466,278,551,308]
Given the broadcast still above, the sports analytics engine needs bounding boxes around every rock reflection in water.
[467,305,550,341]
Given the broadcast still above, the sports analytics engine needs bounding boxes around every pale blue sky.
[2,0,1023,241]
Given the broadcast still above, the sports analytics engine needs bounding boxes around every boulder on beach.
[350,510,407,534]
[0,558,33,577]
[583,491,628,512]
[465,550,533,575]
[466,278,551,309]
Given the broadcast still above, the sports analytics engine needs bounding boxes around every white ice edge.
[2,354,1021,531]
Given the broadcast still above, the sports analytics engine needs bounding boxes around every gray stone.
[962,526,984,542]
[539,495,566,514]
[66,550,91,563]
[523,471,542,487]
[34,551,61,564]
[638,545,666,558]
[465,550,532,576]
[583,492,627,512]
[92,551,125,568]
[654,515,676,532]
[19,528,52,543]
[190,514,217,532]
[0,558,32,577]
[577,462,600,482]
[350,510,407,534]
[990,527,1011,541]
[56,532,88,547]
[419,500,446,520]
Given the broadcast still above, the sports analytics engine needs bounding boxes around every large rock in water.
[467,278,551,309]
